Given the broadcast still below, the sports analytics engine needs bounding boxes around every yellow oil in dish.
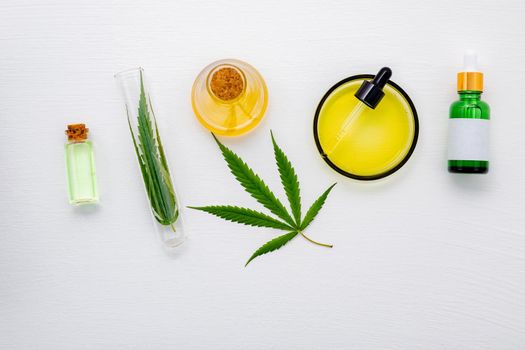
[315,78,417,179]
[192,59,268,137]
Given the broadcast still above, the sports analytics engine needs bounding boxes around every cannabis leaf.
[190,131,336,266]
[212,134,295,227]
[245,231,298,267]
[271,131,301,225]
[300,184,336,231]
[127,71,178,230]
[187,205,294,231]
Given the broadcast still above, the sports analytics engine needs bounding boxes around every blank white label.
[448,118,489,161]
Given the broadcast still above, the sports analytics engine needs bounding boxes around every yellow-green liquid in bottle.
[65,140,98,205]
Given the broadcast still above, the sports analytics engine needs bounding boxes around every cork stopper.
[65,123,89,141]
[209,66,244,101]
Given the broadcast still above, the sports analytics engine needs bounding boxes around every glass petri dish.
[313,75,418,180]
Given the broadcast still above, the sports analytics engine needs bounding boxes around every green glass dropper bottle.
[448,52,490,174]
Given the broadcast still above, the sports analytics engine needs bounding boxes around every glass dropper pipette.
[325,67,392,156]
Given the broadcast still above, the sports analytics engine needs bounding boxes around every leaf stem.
[170,223,177,233]
[298,231,332,248]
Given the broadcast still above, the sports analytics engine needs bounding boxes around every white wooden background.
[1,0,524,349]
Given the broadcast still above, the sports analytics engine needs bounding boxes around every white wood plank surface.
[1,0,524,349]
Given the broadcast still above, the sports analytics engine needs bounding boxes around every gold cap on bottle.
[457,71,483,92]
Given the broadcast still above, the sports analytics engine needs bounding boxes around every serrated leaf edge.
[300,183,337,231]
[245,231,298,266]
[270,131,302,226]
[188,205,294,231]
[212,133,296,227]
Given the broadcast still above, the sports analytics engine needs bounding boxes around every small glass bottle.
[448,52,490,174]
[64,124,99,205]
[191,59,268,136]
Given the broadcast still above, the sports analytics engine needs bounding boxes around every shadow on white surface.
[333,156,418,192]
[72,203,101,215]
[449,172,490,192]
[162,238,190,259]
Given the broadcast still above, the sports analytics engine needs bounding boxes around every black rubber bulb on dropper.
[354,67,392,109]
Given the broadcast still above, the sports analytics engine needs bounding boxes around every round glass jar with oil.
[313,74,418,180]
[192,59,268,137]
